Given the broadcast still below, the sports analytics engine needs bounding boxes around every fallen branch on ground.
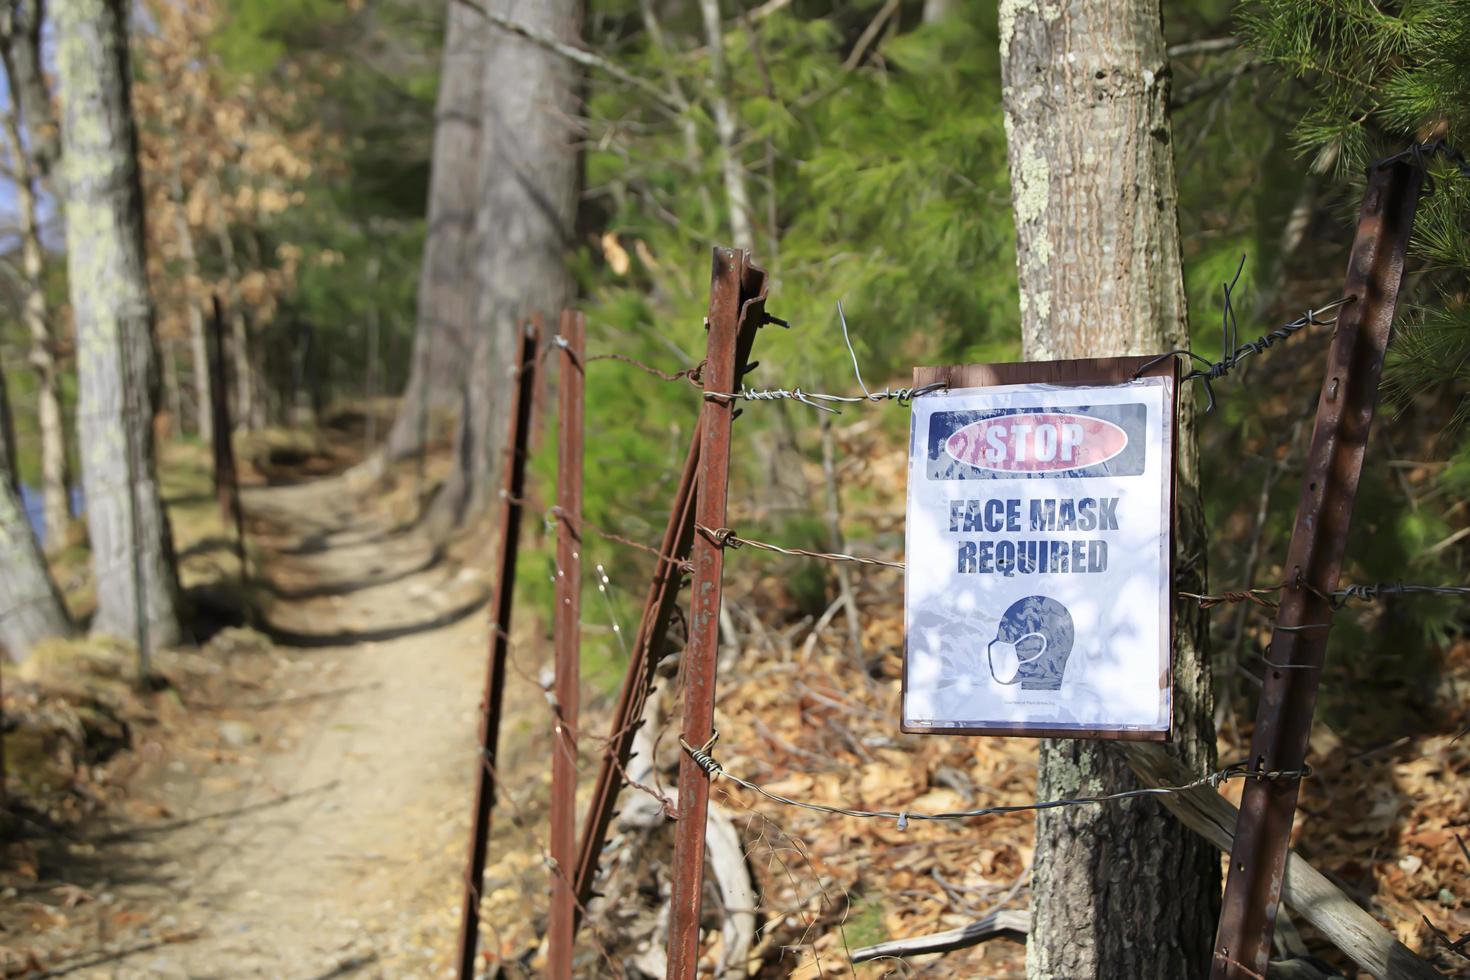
[849,908,1029,963]
[1121,743,1439,980]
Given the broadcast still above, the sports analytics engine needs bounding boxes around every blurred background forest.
[0,0,1467,976]
[5,0,1457,711]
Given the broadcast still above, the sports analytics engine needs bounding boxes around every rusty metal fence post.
[547,310,586,980]
[1211,161,1424,978]
[455,319,541,980]
[573,422,701,923]
[666,248,769,979]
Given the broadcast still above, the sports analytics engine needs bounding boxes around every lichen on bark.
[997,0,1218,975]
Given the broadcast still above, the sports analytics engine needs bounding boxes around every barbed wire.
[1135,257,1355,411]
[695,523,904,569]
[542,503,693,572]
[585,351,707,387]
[680,731,1310,831]
[1373,138,1470,196]
[685,524,1467,612]
[1184,581,1470,610]
[548,302,948,413]
[702,381,946,413]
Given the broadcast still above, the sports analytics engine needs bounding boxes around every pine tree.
[1240,0,1470,425]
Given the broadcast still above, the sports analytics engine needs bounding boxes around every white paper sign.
[902,377,1173,737]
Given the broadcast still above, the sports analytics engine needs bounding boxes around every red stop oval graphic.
[944,412,1128,473]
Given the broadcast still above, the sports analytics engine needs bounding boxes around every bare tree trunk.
[818,417,862,658]
[240,230,270,428]
[162,339,182,436]
[434,0,581,528]
[169,165,212,443]
[0,360,71,661]
[998,2,1217,976]
[638,0,715,230]
[212,223,259,432]
[922,0,953,24]
[55,0,182,649]
[380,0,488,465]
[0,75,67,555]
[364,255,381,453]
[0,0,59,179]
[698,0,753,252]
[11,145,68,553]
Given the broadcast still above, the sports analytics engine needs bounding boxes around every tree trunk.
[922,0,954,24]
[15,146,68,554]
[0,359,71,661]
[213,223,259,432]
[380,0,488,465]
[240,230,270,428]
[998,2,1218,977]
[169,165,212,443]
[0,75,67,554]
[0,0,59,179]
[54,0,182,649]
[364,255,381,452]
[698,0,753,252]
[434,0,581,527]
[162,339,182,437]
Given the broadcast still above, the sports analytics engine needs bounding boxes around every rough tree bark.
[433,0,580,528]
[0,360,71,661]
[998,2,1218,977]
[379,0,488,465]
[55,0,183,648]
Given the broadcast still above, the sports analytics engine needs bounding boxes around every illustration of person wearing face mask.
[987,595,1075,691]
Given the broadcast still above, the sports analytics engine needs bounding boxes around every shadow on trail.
[253,545,446,600]
[94,781,342,844]
[269,518,421,557]
[260,590,490,649]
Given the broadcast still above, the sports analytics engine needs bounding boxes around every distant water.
[18,483,84,548]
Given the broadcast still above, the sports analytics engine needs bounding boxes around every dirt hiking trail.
[90,473,508,978]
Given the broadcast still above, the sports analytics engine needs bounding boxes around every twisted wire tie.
[702,381,948,414]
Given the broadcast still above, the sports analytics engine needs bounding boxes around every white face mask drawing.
[987,631,1048,685]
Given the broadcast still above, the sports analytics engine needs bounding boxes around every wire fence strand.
[680,732,1311,830]
[1134,260,1355,411]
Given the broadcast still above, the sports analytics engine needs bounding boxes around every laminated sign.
[903,360,1176,739]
